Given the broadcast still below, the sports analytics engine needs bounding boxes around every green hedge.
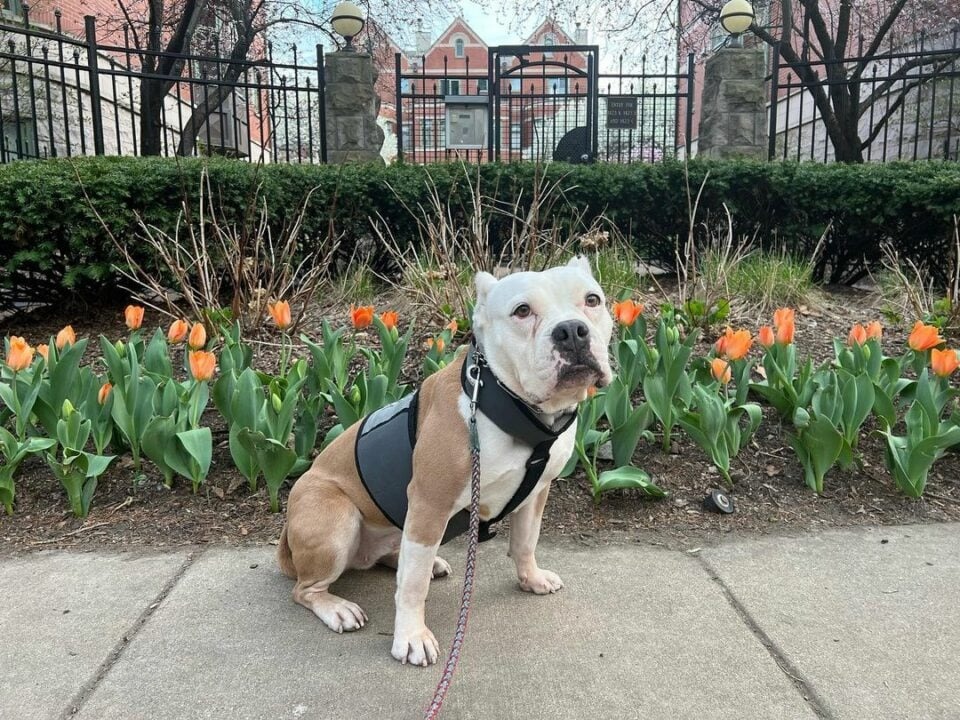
[2,157,959,307]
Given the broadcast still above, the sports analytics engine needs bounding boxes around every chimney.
[415,21,432,54]
[574,22,588,44]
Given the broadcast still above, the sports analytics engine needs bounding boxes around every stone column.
[324,51,385,164]
[697,47,768,159]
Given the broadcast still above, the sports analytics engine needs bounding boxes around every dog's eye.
[513,303,532,318]
[585,293,602,308]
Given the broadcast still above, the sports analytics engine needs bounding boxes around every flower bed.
[3,285,959,553]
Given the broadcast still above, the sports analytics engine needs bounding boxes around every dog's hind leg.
[286,485,368,633]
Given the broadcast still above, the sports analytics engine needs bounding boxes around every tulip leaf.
[595,466,666,499]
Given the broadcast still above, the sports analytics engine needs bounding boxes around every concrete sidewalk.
[1,523,958,720]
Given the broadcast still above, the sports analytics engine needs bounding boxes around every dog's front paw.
[518,568,564,595]
[432,556,452,579]
[392,625,440,667]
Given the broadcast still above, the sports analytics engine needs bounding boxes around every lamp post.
[719,0,755,48]
[331,1,365,52]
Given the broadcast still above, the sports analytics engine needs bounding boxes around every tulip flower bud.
[271,393,283,414]
[648,348,660,369]
[115,340,126,357]
[861,344,871,362]
[349,386,361,405]
[792,407,810,429]
[62,399,75,418]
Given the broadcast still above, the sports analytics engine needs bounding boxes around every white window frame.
[454,38,465,58]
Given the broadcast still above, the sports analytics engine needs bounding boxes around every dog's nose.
[551,320,591,353]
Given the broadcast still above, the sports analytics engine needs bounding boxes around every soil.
[2,284,959,556]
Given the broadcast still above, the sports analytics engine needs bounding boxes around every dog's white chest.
[452,395,575,520]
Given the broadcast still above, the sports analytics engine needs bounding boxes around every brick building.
[375,16,590,162]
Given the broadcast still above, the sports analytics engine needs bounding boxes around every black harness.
[355,345,577,544]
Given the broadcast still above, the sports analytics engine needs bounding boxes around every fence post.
[316,44,328,163]
[394,52,403,161]
[685,52,695,158]
[83,15,105,156]
[767,43,780,161]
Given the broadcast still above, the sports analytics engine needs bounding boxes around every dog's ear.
[567,255,594,277]
[474,271,497,305]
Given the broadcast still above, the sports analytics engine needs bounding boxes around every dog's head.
[472,257,614,415]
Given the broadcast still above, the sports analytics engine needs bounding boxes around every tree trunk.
[139,81,166,156]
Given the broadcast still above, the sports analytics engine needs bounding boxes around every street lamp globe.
[719,0,755,37]
[331,1,365,52]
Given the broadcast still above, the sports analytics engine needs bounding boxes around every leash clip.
[468,363,482,416]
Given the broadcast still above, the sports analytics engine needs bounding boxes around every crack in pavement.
[696,554,836,720]
[58,549,205,719]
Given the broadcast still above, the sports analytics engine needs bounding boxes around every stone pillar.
[697,47,767,159]
[324,52,385,164]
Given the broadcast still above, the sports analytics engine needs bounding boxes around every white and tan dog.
[278,257,614,666]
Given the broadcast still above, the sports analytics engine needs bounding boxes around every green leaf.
[595,466,666,498]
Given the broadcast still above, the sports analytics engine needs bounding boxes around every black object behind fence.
[768,28,960,162]
[0,10,326,163]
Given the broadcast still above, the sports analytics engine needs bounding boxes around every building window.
[440,79,461,96]
[455,38,465,58]
[476,78,488,94]
[401,124,412,149]
[508,78,522,93]
[1,0,23,16]
[2,118,35,160]
[422,119,445,149]
[550,78,567,94]
[510,122,521,150]
[544,33,556,56]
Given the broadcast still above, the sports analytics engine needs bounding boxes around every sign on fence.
[606,97,637,129]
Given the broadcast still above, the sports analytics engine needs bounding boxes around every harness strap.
[450,345,576,542]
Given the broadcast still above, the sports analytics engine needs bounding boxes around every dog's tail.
[277,525,297,578]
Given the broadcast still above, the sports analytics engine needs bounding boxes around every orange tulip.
[426,337,445,353]
[188,323,207,350]
[351,305,375,329]
[446,319,459,334]
[758,325,775,348]
[6,336,33,371]
[269,301,292,330]
[711,357,732,384]
[931,348,960,378]
[189,350,217,382]
[908,321,943,352]
[715,327,752,361]
[611,299,643,326]
[56,325,76,350]
[847,324,868,347]
[37,344,49,361]
[168,319,189,344]
[124,305,144,330]
[865,321,883,341]
[773,307,795,345]
[380,310,399,331]
[98,382,113,405]
[586,385,597,398]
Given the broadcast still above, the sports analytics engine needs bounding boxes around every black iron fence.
[768,28,960,162]
[0,10,326,163]
[394,47,695,164]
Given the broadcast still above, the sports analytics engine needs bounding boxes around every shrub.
[2,157,960,312]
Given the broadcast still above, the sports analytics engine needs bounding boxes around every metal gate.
[488,44,598,162]
[394,45,694,164]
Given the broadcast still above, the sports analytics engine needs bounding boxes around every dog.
[278,256,614,666]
